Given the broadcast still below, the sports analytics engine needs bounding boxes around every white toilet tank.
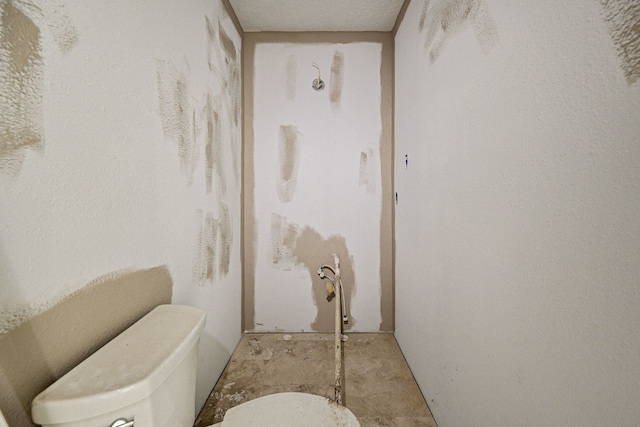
[31,304,206,427]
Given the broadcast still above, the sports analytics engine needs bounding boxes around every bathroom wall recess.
[243,33,394,333]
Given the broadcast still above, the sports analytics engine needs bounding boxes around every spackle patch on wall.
[269,212,299,270]
[0,0,78,176]
[193,206,233,286]
[294,227,357,332]
[330,51,345,112]
[277,125,303,203]
[359,148,378,195]
[267,214,357,331]
[0,0,43,176]
[418,0,498,63]
[29,0,79,52]
[205,93,226,196]
[284,54,297,101]
[601,0,640,85]
[156,58,199,185]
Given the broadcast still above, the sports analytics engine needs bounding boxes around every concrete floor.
[194,333,437,427]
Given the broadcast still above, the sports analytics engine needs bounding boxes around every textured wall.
[395,0,640,426]
[0,0,242,425]
[244,33,394,333]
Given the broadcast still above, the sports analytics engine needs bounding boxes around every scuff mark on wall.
[601,0,640,85]
[418,0,498,63]
[330,50,344,112]
[284,54,297,101]
[156,58,199,185]
[0,0,44,176]
[206,15,241,183]
[267,214,357,331]
[193,205,233,287]
[359,148,378,195]
[268,212,299,270]
[277,125,303,203]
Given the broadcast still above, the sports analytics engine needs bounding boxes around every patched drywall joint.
[277,125,303,203]
[601,0,640,85]
[418,0,498,63]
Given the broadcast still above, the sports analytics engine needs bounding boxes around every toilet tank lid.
[31,304,206,424]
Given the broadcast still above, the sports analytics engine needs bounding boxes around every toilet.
[31,304,206,427]
[212,392,361,427]
[31,304,360,427]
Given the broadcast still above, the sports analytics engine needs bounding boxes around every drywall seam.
[221,0,244,37]
[393,0,413,37]
[379,33,394,331]
[242,35,255,331]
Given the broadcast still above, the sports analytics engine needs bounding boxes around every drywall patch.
[277,125,303,203]
[25,0,78,52]
[156,58,199,185]
[418,0,498,63]
[294,227,356,332]
[359,148,378,194]
[601,0,640,85]
[268,212,299,270]
[267,215,357,331]
[193,205,233,286]
[205,94,227,195]
[284,54,297,101]
[0,0,77,176]
[330,50,345,112]
[0,0,44,176]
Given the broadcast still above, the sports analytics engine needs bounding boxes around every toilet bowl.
[31,304,206,427]
[210,392,361,427]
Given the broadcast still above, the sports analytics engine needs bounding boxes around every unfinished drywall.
[395,0,640,426]
[0,0,242,423]
[244,33,394,332]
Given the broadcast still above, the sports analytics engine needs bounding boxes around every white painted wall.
[395,0,640,426]
[0,0,241,412]
[252,41,384,332]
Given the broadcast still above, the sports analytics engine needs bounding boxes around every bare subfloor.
[194,333,437,427]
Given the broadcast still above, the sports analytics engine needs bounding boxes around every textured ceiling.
[227,0,406,32]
